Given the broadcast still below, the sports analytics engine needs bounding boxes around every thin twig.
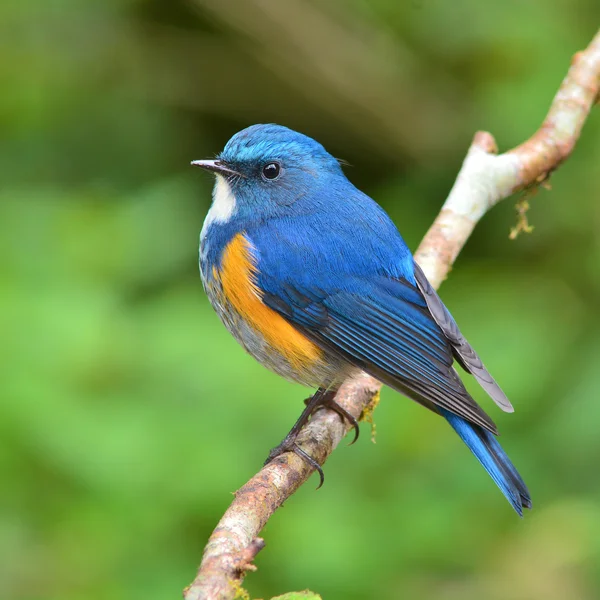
[185,29,600,600]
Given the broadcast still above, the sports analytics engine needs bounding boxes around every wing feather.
[263,284,498,434]
[413,262,514,413]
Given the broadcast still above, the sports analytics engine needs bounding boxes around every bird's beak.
[190,159,242,177]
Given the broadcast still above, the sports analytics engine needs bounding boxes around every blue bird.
[192,124,531,516]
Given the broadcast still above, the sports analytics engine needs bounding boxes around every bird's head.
[192,124,345,223]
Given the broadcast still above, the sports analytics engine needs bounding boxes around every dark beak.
[190,159,242,177]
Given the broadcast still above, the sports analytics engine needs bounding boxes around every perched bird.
[193,124,531,515]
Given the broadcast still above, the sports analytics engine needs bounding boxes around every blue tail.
[440,408,532,516]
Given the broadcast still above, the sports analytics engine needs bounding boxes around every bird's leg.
[264,388,331,487]
[264,387,359,488]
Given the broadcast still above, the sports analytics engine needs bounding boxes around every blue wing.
[247,199,531,513]
[247,204,498,434]
[262,273,498,434]
[244,181,534,512]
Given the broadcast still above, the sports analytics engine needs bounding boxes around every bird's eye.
[262,162,281,180]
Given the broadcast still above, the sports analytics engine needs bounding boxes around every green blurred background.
[2,1,600,599]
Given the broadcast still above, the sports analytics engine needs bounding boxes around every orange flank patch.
[219,233,323,371]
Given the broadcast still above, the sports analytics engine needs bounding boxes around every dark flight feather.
[413,262,514,413]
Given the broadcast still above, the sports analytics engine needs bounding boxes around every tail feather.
[440,408,531,515]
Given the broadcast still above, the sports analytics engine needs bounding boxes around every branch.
[184,30,600,600]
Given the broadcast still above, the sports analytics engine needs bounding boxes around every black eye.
[262,162,281,180]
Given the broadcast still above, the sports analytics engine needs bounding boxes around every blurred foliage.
[1,1,600,599]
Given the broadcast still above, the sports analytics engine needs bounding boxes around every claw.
[292,445,325,489]
[264,439,325,489]
[263,387,358,488]
[321,397,360,445]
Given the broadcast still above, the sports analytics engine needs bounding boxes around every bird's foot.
[264,433,325,488]
[264,387,360,489]
[316,395,360,445]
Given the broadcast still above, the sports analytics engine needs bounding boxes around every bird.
[192,123,531,516]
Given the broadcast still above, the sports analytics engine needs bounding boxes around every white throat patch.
[200,175,237,240]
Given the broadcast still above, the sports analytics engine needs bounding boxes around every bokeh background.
[2,1,600,599]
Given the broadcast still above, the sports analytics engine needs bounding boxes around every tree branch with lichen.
[184,29,600,600]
